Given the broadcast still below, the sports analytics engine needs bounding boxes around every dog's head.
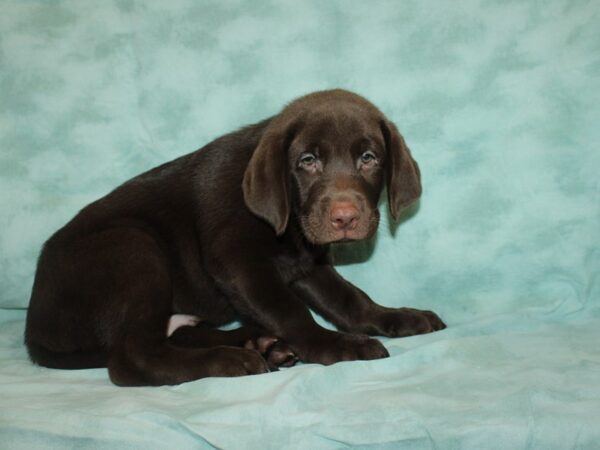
[243,89,421,245]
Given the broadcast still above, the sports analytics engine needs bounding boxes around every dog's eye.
[359,151,377,165]
[299,153,317,167]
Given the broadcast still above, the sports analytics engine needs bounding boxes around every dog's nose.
[330,202,360,231]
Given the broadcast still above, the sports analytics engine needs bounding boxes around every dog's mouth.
[329,231,367,243]
[334,237,354,243]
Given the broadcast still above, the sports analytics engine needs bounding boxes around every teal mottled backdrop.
[1,1,599,449]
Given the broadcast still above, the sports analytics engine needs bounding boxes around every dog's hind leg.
[107,331,270,386]
[89,230,270,386]
[27,226,271,386]
[104,276,272,385]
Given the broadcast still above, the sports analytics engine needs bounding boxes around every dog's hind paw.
[244,336,298,370]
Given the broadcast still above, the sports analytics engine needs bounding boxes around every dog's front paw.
[378,307,446,337]
[299,331,389,366]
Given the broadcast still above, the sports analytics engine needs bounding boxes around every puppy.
[25,89,445,386]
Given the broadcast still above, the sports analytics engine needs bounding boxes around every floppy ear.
[381,120,422,220]
[242,127,291,235]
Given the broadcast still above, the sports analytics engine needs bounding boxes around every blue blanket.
[1,1,599,448]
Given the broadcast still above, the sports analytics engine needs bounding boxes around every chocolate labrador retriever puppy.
[25,89,445,386]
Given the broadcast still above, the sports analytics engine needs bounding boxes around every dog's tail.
[26,340,108,370]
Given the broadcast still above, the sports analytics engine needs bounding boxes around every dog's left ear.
[243,123,294,235]
[381,120,422,220]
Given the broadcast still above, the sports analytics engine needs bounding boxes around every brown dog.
[25,89,445,386]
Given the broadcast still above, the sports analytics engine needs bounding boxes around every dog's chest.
[275,244,321,285]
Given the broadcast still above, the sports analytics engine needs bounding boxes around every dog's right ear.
[243,121,296,236]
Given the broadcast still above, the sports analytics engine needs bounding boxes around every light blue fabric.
[1,1,599,448]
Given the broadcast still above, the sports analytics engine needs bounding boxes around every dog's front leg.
[216,256,389,366]
[291,264,446,338]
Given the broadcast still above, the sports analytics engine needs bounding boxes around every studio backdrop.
[0,1,599,449]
